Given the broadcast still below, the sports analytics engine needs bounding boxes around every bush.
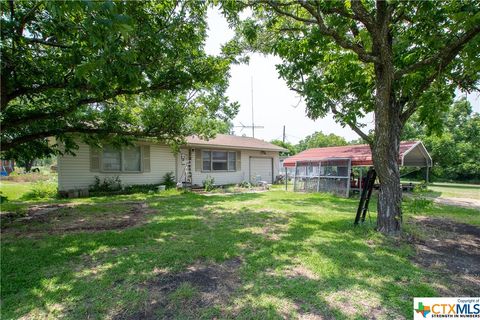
[162,172,176,189]
[203,176,215,192]
[238,181,252,189]
[22,181,58,200]
[89,176,122,192]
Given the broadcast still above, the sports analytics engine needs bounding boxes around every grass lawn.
[1,184,479,319]
[424,182,480,200]
[0,181,36,200]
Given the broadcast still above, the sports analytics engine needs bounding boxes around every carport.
[283,141,432,197]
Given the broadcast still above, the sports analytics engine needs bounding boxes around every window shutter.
[195,149,201,172]
[236,151,241,171]
[90,147,100,172]
[142,145,151,172]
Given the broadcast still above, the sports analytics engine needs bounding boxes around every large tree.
[402,98,480,182]
[1,1,237,160]
[224,0,480,234]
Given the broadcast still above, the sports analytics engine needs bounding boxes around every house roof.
[185,134,286,152]
[283,141,432,167]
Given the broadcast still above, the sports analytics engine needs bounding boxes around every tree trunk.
[372,87,403,235]
[371,20,403,235]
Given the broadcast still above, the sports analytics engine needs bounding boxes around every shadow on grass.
[2,191,434,319]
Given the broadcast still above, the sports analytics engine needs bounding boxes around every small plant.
[413,180,428,193]
[89,176,122,192]
[203,176,215,192]
[162,172,176,189]
[23,181,58,200]
[238,180,252,189]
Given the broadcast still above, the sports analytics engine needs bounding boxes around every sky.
[205,8,480,144]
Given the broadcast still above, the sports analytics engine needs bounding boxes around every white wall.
[58,142,176,191]
[58,142,281,190]
[177,148,280,186]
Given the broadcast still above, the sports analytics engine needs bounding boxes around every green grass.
[425,182,480,199]
[0,181,36,200]
[1,187,478,319]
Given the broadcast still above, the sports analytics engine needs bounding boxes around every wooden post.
[285,165,288,191]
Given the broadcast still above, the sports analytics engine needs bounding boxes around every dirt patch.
[1,202,155,236]
[117,258,242,319]
[408,216,480,296]
[284,265,319,281]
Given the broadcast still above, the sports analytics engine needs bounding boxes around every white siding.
[185,148,280,186]
[58,142,176,191]
[250,157,274,183]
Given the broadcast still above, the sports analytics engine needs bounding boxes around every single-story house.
[57,134,286,191]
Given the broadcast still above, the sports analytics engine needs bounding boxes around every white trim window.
[101,145,142,173]
[202,150,236,172]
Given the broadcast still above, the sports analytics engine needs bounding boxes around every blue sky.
[205,8,480,144]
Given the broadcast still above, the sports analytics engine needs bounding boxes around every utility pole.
[282,125,286,143]
[251,76,255,138]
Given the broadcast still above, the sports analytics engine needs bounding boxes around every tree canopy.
[402,98,480,182]
[224,0,480,234]
[1,1,238,161]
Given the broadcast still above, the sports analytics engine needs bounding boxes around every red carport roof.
[283,141,426,167]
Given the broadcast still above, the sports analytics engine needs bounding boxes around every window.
[124,146,141,172]
[102,146,122,171]
[202,150,236,171]
[228,152,236,171]
[101,145,142,172]
[202,151,211,171]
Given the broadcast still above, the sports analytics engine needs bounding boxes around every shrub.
[203,176,215,192]
[22,181,58,200]
[162,172,176,189]
[238,181,252,189]
[89,176,122,192]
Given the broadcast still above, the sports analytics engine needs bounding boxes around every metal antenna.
[251,76,255,138]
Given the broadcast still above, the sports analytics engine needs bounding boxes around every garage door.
[250,157,273,183]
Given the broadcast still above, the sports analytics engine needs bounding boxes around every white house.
[57,134,286,191]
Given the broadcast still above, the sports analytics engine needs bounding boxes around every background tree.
[270,139,297,155]
[402,98,480,182]
[224,0,480,234]
[296,131,348,152]
[1,1,238,161]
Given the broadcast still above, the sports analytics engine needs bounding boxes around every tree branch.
[1,127,149,152]
[399,25,480,123]
[265,1,316,24]
[23,37,72,48]
[395,24,480,79]
[331,105,372,144]
[298,2,379,64]
[3,81,182,130]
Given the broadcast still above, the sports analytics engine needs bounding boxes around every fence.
[292,158,352,197]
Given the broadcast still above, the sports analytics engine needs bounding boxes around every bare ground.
[1,202,155,236]
[115,258,242,319]
[407,216,480,296]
